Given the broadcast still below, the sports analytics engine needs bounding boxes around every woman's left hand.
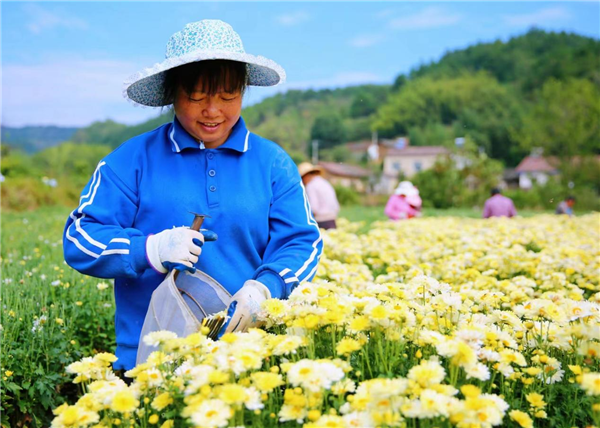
[219,280,271,336]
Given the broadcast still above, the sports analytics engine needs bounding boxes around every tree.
[392,74,407,91]
[349,92,378,118]
[372,72,526,165]
[516,78,600,158]
[310,113,347,150]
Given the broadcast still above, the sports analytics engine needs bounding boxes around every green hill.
[409,28,600,93]
[1,125,79,154]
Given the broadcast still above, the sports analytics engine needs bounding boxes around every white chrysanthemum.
[189,399,231,428]
[184,364,216,395]
[402,389,451,419]
[286,359,345,393]
[342,411,375,427]
[580,372,600,396]
[145,368,164,387]
[465,362,491,381]
[243,386,264,411]
[418,329,446,346]
[143,330,178,347]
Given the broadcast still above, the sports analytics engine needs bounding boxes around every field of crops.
[2,208,599,428]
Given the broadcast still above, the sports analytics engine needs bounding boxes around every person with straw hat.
[63,20,323,372]
[298,162,340,230]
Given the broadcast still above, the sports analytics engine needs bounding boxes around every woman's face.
[173,82,243,149]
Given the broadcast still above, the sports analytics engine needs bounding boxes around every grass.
[1,206,116,427]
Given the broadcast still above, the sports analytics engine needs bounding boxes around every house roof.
[386,146,450,157]
[515,156,559,173]
[346,141,372,153]
[319,161,371,178]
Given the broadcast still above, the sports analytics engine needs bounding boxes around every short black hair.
[566,195,576,202]
[163,60,248,104]
[491,187,501,196]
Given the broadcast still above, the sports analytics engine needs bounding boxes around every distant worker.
[298,162,340,230]
[483,188,517,218]
[556,196,576,216]
[405,183,422,216]
[385,181,421,221]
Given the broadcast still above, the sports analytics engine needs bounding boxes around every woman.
[298,162,340,230]
[384,181,421,221]
[63,20,323,371]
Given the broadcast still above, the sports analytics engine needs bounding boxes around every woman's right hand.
[145,227,217,274]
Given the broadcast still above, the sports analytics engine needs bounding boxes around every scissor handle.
[189,212,211,231]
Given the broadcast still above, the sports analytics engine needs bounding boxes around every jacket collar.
[169,116,251,153]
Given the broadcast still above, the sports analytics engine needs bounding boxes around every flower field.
[2,210,600,428]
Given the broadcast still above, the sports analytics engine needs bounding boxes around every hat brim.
[298,164,324,177]
[395,187,418,196]
[124,50,286,107]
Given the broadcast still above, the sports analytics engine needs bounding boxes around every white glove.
[223,280,271,334]
[146,227,206,274]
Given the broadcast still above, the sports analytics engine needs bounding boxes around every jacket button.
[208,170,216,177]
[209,185,217,192]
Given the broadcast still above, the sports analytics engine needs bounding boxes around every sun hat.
[124,19,286,107]
[394,181,418,196]
[298,162,324,178]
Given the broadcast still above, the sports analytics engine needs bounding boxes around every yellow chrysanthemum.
[110,390,139,413]
[251,372,284,392]
[151,392,173,411]
[509,410,533,428]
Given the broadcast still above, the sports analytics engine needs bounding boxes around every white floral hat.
[394,181,419,196]
[124,19,286,107]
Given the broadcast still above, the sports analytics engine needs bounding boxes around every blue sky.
[2,1,599,127]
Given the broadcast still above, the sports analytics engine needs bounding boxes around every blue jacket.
[63,117,322,369]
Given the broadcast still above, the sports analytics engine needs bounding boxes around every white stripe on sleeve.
[295,235,322,278]
[78,161,105,204]
[101,249,130,256]
[110,238,130,245]
[65,227,100,259]
[76,215,107,250]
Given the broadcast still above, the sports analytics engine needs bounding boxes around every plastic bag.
[136,269,231,365]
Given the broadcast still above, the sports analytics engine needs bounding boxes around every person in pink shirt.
[483,188,517,218]
[298,162,340,229]
[385,181,421,221]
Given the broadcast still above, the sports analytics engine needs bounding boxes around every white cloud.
[275,11,309,26]
[2,58,159,127]
[350,33,386,48]
[503,7,571,27]
[23,3,89,34]
[388,6,462,30]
